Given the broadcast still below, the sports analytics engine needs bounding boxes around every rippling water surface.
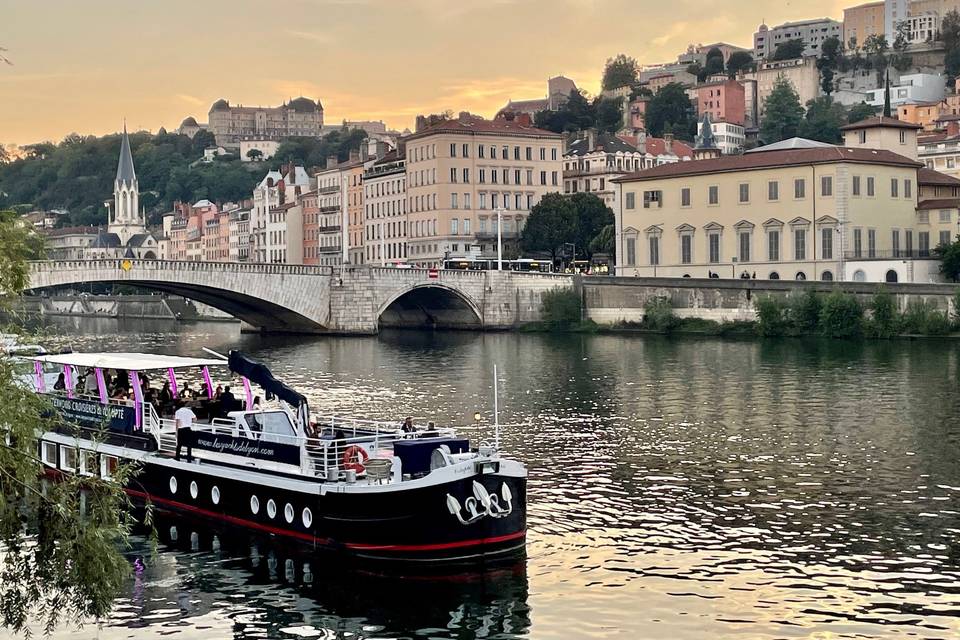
[23,318,960,639]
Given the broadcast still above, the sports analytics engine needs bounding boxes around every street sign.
[428,269,439,279]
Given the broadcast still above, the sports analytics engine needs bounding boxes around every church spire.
[116,123,136,186]
[883,69,892,118]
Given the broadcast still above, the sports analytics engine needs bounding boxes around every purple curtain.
[167,368,179,398]
[242,377,253,410]
[63,365,74,398]
[95,368,107,404]
[131,370,143,430]
[202,366,214,399]
[34,361,46,392]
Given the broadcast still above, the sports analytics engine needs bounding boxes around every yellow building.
[613,138,942,283]
[843,1,885,47]
[403,114,563,267]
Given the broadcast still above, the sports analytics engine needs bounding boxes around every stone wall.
[582,276,960,324]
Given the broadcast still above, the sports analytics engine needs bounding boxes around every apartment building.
[844,1,885,46]
[696,79,746,127]
[363,150,408,265]
[745,58,821,118]
[403,113,563,266]
[563,133,647,206]
[228,208,250,262]
[312,165,346,266]
[753,18,842,60]
[250,165,312,263]
[300,190,321,265]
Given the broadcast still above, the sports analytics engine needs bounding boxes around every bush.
[953,289,960,329]
[866,288,899,338]
[902,299,951,335]
[788,289,821,332]
[754,296,789,336]
[540,287,581,329]
[819,290,863,338]
[643,296,679,332]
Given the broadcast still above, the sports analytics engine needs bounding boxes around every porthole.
[302,508,313,528]
[250,495,260,514]
[169,476,178,494]
[267,499,277,519]
[284,503,294,524]
[189,481,198,499]
[211,486,220,505]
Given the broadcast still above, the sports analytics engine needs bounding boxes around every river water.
[23,318,960,639]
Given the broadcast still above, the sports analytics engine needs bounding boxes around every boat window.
[41,442,57,467]
[247,411,296,443]
[59,446,77,472]
[101,455,118,479]
[79,450,97,476]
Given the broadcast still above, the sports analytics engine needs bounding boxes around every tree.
[644,83,696,141]
[891,22,912,72]
[602,54,639,91]
[726,51,754,78]
[246,148,264,161]
[947,47,960,79]
[569,193,614,258]
[704,48,725,77]
[534,90,596,134]
[520,193,577,261]
[847,102,877,123]
[760,76,804,143]
[686,62,708,83]
[589,223,615,256]
[593,97,623,134]
[943,9,960,51]
[863,33,890,81]
[817,36,843,95]
[0,211,140,635]
[191,129,217,154]
[935,236,960,281]
[799,97,847,144]
[772,39,806,61]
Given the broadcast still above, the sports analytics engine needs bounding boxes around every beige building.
[614,137,940,283]
[207,97,323,146]
[312,166,346,266]
[363,150,408,265]
[844,1,885,47]
[745,58,820,119]
[403,113,564,266]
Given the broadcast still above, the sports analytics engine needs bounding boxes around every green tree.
[534,90,596,133]
[191,129,217,154]
[726,51,755,78]
[0,211,141,634]
[704,48,725,76]
[601,54,639,91]
[817,36,843,95]
[569,192,614,258]
[819,290,863,338]
[520,193,577,261]
[246,148,264,161]
[847,102,877,123]
[935,235,960,281]
[760,76,804,143]
[644,83,696,141]
[799,97,847,143]
[593,97,624,134]
[943,9,960,50]
[589,223,615,255]
[863,33,890,81]
[772,39,806,60]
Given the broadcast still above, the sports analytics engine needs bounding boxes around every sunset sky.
[3,0,848,146]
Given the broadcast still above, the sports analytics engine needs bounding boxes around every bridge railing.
[29,259,336,277]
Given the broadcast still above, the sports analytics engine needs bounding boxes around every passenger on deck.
[220,386,237,416]
[401,416,414,433]
[174,400,196,462]
[214,385,223,400]
[53,372,66,391]
[84,369,98,395]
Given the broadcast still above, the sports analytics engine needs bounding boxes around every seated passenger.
[53,372,66,392]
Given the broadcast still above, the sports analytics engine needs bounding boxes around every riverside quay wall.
[580,277,959,324]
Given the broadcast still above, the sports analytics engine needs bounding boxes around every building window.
[515,194,522,209]
[625,192,636,209]
[918,210,929,224]
[552,148,558,160]
[478,145,485,159]
[540,171,547,185]
[940,230,951,247]
[681,188,691,207]
[462,143,469,157]
[866,176,875,197]
[739,183,749,203]
[451,218,459,235]
[479,169,486,184]
[900,130,907,144]
[892,229,901,257]
[464,193,471,209]
[681,234,693,264]
[626,237,636,266]
[794,178,805,199]
[708,232,721,263]
[643,190,662,208]
[853,228,862,258]
[450,168,457,183]
[463,218,471,234]
[479,192,486,209]
[526,147,532,161]
[906,229,914,254]
[552,171,558,186]
[708,185,719,205]
[768,181,779,201]
[451,193,458,209]
[649,235,660,265]
[940,209,952,223]
[463,168,469,183]
[739,232,751,262]
[868,228,876,258]
[768,229,780,261]
[821,176,833,197]
[821,227,833,260]
[858,130,866,144]
[794,228,807,260]
[919,231,930,256]
[450,143,456,158]
[905,179,912,198]
[891,178,899,198]
[852,175,861,196]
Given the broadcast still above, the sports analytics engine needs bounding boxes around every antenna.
[493,364,500,450]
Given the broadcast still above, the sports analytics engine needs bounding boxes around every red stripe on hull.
[125,488,525,553]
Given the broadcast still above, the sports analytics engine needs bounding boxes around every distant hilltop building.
[753,18,842,60]
[205,96,324,146]
[176,116,207,139]
[498,76,578,119]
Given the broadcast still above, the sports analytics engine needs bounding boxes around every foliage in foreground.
[539,287,582,330]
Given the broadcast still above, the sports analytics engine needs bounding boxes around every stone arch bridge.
[27,260,572,334]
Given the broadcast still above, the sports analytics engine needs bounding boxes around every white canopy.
[28,352,227,371]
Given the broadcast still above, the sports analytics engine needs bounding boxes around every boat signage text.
[192,432,301,465]
[50,396,137,432]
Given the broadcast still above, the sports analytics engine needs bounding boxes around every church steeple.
[110,123,141,243]
[694,112,722,160]
[116,123,137,187]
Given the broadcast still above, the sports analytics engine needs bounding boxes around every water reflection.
[29,321,960,638]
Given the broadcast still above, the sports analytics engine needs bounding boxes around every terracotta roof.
[840,116,922,131]
[935,114,960,122]
[918,132,951,144]
[614,147,921,183]
[645,137,694,158]
[917,198,960,210]
[408,115,560,140]
[502,98,549,112]
[919,167,960,185]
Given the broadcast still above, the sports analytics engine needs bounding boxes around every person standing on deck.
[84,368,98,395]
[174,400,196,462]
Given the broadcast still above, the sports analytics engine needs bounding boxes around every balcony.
[474,230,520,241]
[317,185,339,194]
[317,225,341,233]
[318,205,340,213]
[843,249,938,260]
[317,245,342,254]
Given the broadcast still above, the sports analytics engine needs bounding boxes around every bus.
[442,259,554,273]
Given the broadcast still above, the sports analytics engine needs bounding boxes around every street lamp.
[495,206,504,270]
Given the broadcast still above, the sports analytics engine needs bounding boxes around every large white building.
[753,18,842,60]
[867,73,947,108]
[696,120,745,155]
[363,150,408,265]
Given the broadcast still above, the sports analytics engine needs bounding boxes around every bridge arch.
[377,283,483,330]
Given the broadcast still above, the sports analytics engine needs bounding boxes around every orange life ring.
[342,445,368,473]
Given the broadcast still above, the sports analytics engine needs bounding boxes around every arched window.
[795,272,807,281]
[853,269,866,282]
[769,271,780,280]
[821,270,833,281]
[885,269,898,283]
